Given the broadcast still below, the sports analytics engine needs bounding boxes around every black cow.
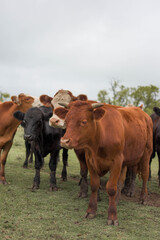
[14,106,68,191]
[149,106,160,186]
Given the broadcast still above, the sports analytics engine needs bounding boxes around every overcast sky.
[0,0,160,100]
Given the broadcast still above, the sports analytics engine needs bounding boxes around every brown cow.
[122,103,144,197]
[39,90,127,199]
[0,93,39,184]
[55,100,153,225]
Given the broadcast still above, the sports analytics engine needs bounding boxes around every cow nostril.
[65,139,70,144]
[50,118,60,125]
[24,135,32,141]
[61,138,70,146]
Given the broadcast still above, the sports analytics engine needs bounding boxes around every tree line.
[0,92,10,102]
[1,81,160,115]
[97,80,160,115]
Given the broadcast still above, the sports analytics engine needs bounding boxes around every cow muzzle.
[49,118,60,127]
[60,138,72,149]
[24,134,33,141]
[49,117,66,129]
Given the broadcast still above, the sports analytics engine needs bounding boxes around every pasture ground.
[0,127,160,240]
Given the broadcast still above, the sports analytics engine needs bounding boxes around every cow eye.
[80,120,87,126]
[21,120,26,128]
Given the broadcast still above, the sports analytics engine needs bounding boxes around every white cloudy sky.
[0,0,160,100]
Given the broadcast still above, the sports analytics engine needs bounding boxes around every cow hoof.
[50,186,58,192]
[121,187,128,195]
[23,165,28,169]
[107,219,119,226]
[126,192,134,197]
[78,192,88,198]
[62,177,67,182]
[139,199,146,205]
[85,213,95,219]
[32,184,39,191]
[126,192,130,197]
[0,180,7,185]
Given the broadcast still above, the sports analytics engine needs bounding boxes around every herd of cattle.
[0,90,160,226]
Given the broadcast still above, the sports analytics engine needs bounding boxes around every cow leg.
[0,141,12,184]
[157,145,160,187]
[23,141,31,168]
[29,147,34,164]
[86,171,100,219]
[121,167,132,195]
[32,151,43,190]
[139,150,150,204]
[106,154,123,226]
[117,166,127,201]
[75,149,88,198]
[61,148,68,181]
[49,150,59,191]
[126,165,137,197]
[149,141,155,180]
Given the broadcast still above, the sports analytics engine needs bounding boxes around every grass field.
[0,127,160,240]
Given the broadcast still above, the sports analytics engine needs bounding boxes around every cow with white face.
[40,90,89,198]
[40,90,88,129]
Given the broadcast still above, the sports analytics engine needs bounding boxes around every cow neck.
[82,120,98,155]
[17,104,28,113]
[8,102,22,127]
[84,120,108,176]
[0,102,21,144]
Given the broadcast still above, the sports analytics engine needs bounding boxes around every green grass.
[0,127,160,240]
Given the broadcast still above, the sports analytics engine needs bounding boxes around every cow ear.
[139,104,143,109]
[153,107,160,116]
[54,107,68,119]
[17,93,26,104]
[40,95,53,107]
[43,112,53,121]
[11,96,18,103]
[93,108,105,120]
[77,94,88,101]
[13,111,25,121]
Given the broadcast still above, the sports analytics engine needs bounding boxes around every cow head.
[153,107,160,116]
[14,107,52,141]
[11,93,40,112]
[54,100,104,149]
[40,90,88,129]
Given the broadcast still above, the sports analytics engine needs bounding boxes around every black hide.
[149,107,160,186]
[14,106,68,190]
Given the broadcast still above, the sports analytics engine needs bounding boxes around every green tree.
[110,79,120,105]
[131,85,160,114]
[116,85,132,106]
[0,92,10,102]
[97,90,111,103]
[97,82,160,114]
